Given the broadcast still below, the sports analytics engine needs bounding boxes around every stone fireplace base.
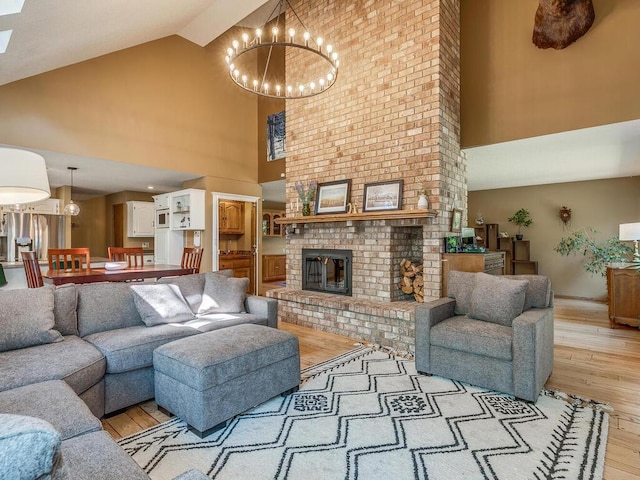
[267,288,424,354]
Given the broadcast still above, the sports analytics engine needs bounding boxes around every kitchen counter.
[219,251,252,260]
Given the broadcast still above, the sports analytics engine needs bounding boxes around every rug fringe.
[542,388,614,412]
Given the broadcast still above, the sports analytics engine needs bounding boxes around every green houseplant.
[554,228,635,277]
[508,208,533,240]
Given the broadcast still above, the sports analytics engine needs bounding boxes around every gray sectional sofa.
[0,271,278,479]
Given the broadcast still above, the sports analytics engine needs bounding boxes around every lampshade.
[0,147,51,204]
[619,222,640,241]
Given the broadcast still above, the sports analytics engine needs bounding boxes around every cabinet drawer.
[219,260,234,270]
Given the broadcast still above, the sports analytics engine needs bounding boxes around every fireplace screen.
[302,249,352,296]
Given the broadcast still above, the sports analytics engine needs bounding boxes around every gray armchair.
[415,271,554,402]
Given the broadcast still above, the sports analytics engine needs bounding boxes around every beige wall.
[461,0,640,147]
[469,177,640,300]
[0,34,259,182]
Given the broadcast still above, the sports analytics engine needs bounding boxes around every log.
[399,259,425,301]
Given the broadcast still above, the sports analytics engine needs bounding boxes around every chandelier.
[63,167,80,216]
[224,0,339,99]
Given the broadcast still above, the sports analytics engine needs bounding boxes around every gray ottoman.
[153,323,300,437]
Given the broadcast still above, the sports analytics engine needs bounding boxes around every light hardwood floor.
[103,298,640,480]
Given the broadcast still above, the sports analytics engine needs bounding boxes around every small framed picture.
[315,180,352,215]
[451,208,463,233]
[363,180,403,212]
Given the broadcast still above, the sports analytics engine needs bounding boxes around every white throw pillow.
[130,284,196,326]
[198,275,249,315]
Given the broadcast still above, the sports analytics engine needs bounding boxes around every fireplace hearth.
[302,248,352,296]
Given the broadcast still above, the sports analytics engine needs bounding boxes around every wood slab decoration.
[533,0,595,50]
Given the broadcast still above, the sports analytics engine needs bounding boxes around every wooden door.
[113,204,124,247]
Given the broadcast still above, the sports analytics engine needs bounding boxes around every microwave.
[156,209,169,229]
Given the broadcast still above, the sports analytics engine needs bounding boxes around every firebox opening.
[302,248,352,296]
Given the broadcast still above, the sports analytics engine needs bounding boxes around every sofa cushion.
[130,284,196,326]
[0,413,67,480]
[0,286,63,352]
[83,324,199,374]
[0,335,105,395]
[198,275,249,315]
[446,270,477,315]
[509,275,552,309]
[53,284,79,336]
[186,313,268,332]
[62,431,149,480]
[468,273,529,326]
[431,316,513,361]
[0,380,101,441]
[77,282,144,337]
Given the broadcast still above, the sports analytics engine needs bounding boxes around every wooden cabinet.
[219,201,245,235]
[607,267,640,328]
[126,201,154,237]
[441,252,505,296]
[171,189,205,231]
[511,240,538,275]
[219,255,253,294]
[263,255,286,282]
[262,210,285,237]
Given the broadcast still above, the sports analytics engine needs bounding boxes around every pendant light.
[63,167,80,216]
[0,147,51,205]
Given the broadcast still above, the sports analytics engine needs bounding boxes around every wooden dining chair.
[181,247,203,274]
[108,247,145,268]
[48,248,91,272]
[22,251,44,288]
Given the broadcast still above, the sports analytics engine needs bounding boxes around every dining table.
[43,264,193,286]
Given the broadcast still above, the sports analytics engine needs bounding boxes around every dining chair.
[48,248,91,272]
[181,247,203,274]
[108,247,145,268]
[22,251,44,288]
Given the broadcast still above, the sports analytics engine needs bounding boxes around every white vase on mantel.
[417,194,429,210]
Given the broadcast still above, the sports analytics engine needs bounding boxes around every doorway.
[212,193,259,295]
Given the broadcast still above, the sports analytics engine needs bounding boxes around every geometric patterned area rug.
[119,347,610,480]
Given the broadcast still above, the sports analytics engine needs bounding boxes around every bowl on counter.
[104,261,128,271]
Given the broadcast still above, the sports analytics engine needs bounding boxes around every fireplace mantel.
[275,209,437,226]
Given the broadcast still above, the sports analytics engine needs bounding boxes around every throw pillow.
[447,270,477,315]
[198,275,249,315]
[509,275,552,310]
[0,286,63,352]
[158,270,233,313]
[130,284,196,326]
[53,284,78,336]
[468,273,529,326]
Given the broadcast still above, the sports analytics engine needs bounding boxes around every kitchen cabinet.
[171,189,205,231]
[126,201,154,237]
[28,199,60,215]
[219,255,253,293]
[262,255,286,282]
[441,252,505,297]
[607,267,640,328]
[219,201,245,235]
[262,210,285,237]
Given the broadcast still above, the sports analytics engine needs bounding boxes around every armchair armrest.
[415,297,456,373]
[512,307,554,401]
[245,295,278,329]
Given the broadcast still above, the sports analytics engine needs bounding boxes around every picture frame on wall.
[315,180,352,215]
[363,180,403,212]
[451,208,463,233]
[266,111,286,161]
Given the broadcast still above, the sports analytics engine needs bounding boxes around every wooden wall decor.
[559,206,572,227]
[533,0,595,50]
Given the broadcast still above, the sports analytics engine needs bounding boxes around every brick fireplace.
[268,0,466,353]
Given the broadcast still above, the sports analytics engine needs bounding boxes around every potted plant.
[508,208,533,240]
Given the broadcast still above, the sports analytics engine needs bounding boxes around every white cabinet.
[170,189,205,231]
[154,229,183,265]
[154,194,169,210]
[127,201,154,237]
[28,199,60,215]
[143,254,154,265]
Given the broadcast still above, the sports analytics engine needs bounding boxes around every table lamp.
[619,222,640,262]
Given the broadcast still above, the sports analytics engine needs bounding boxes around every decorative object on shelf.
[500,231,510,238]
[0,147,50,205]
[363,180,403,212]
[347,202,359,214]
[508,208,533,240]
[315,179,351,215]
[475,212,484,225]
[450,208,462,233]
[267,111,286,161]
[559,206,572,227]
[63,167,80,216]
[619,222,640,263]
[532,0,595,50]
[294,180,317,217]
[554,227,634,276]
[224,0,339,99]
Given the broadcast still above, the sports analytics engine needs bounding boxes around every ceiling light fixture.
[63,167,80,216]
[224,0,339,99]
[0,147,51,205]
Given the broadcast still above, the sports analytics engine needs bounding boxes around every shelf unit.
[276,209,437,226]
[170,189,205,231]
[262,210,285,237]
[511,240,538,275]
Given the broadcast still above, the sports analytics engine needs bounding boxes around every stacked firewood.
[399,258,424,302]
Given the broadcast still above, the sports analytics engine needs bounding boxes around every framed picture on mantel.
[315,180,352,215]
[363,180,403,212]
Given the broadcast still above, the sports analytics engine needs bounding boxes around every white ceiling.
[0,1,637,202]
